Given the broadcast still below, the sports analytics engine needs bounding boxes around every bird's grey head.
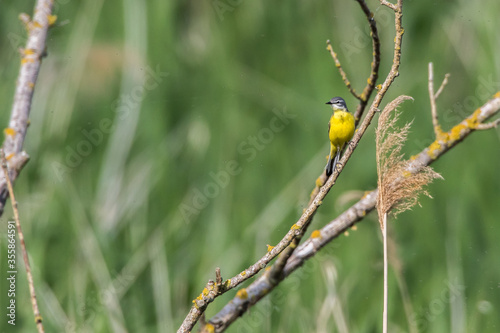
[326,97,348,111]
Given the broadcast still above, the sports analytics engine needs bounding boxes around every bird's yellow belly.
[329,111,355,148]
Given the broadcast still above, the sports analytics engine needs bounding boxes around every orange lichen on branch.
[21,57,35,65]
[4,128,16,136]
[315,176,323,187]
[48,15,57,26]
[465,109,481,129]
[236,288,248,300]
[267,244,275,252]
[290,224,300,231]
[203,323,215,333]
[311,230,321,239]
[427,141,441,159]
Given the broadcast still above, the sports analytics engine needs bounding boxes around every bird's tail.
[325,146,340,177]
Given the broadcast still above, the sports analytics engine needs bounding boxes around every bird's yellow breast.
[329,110,355,148]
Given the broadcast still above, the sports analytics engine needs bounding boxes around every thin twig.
[1,150,44,333]
[475,118,500,130]
[0,0,54,216]
[435,73,450,99]
[326,41,359,100]
[353,0,381,122]
[428,62,451,137]
[203,92,500,332]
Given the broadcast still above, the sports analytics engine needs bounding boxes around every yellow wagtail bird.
[325,97,355,176]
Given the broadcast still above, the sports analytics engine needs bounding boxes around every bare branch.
[435,73,450,99]
[326,41,360,100]
[0,0,55,216]
[1,150,44,333]
[380,0,398,11]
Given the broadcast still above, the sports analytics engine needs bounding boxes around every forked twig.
[428,62,451,137]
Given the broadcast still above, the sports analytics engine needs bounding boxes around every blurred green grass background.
[0,0,499,332]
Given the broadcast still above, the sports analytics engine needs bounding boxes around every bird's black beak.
[326,101,332,105]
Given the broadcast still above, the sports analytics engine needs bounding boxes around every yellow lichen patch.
[367,78,372,85]
[32,21,42,28]
[48,15,57,26]
[236,288,248,300]
[240,271,246,277]
[402,170,412,178]
[28,82,34,88]
[376,84,382,90]
[202,287,209,296]
[493,91,500,98]
[291,224,300,231]
[427,141,441,159]
[351,225,358,231]
[4,128,16,136]
[315,177,323,187]
[344,231,349,236]
[317,200,322,206]
[21,57,35,65]
[449,124,466,141]
[311,230,321,239]
[5,153,14,161]
[204,323,215,333]
[267,244,274,252]
[410,155,417,160]
[23,49,36,56]
[361,210,366,216]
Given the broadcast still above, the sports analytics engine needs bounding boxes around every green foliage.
[0,0,499,332]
